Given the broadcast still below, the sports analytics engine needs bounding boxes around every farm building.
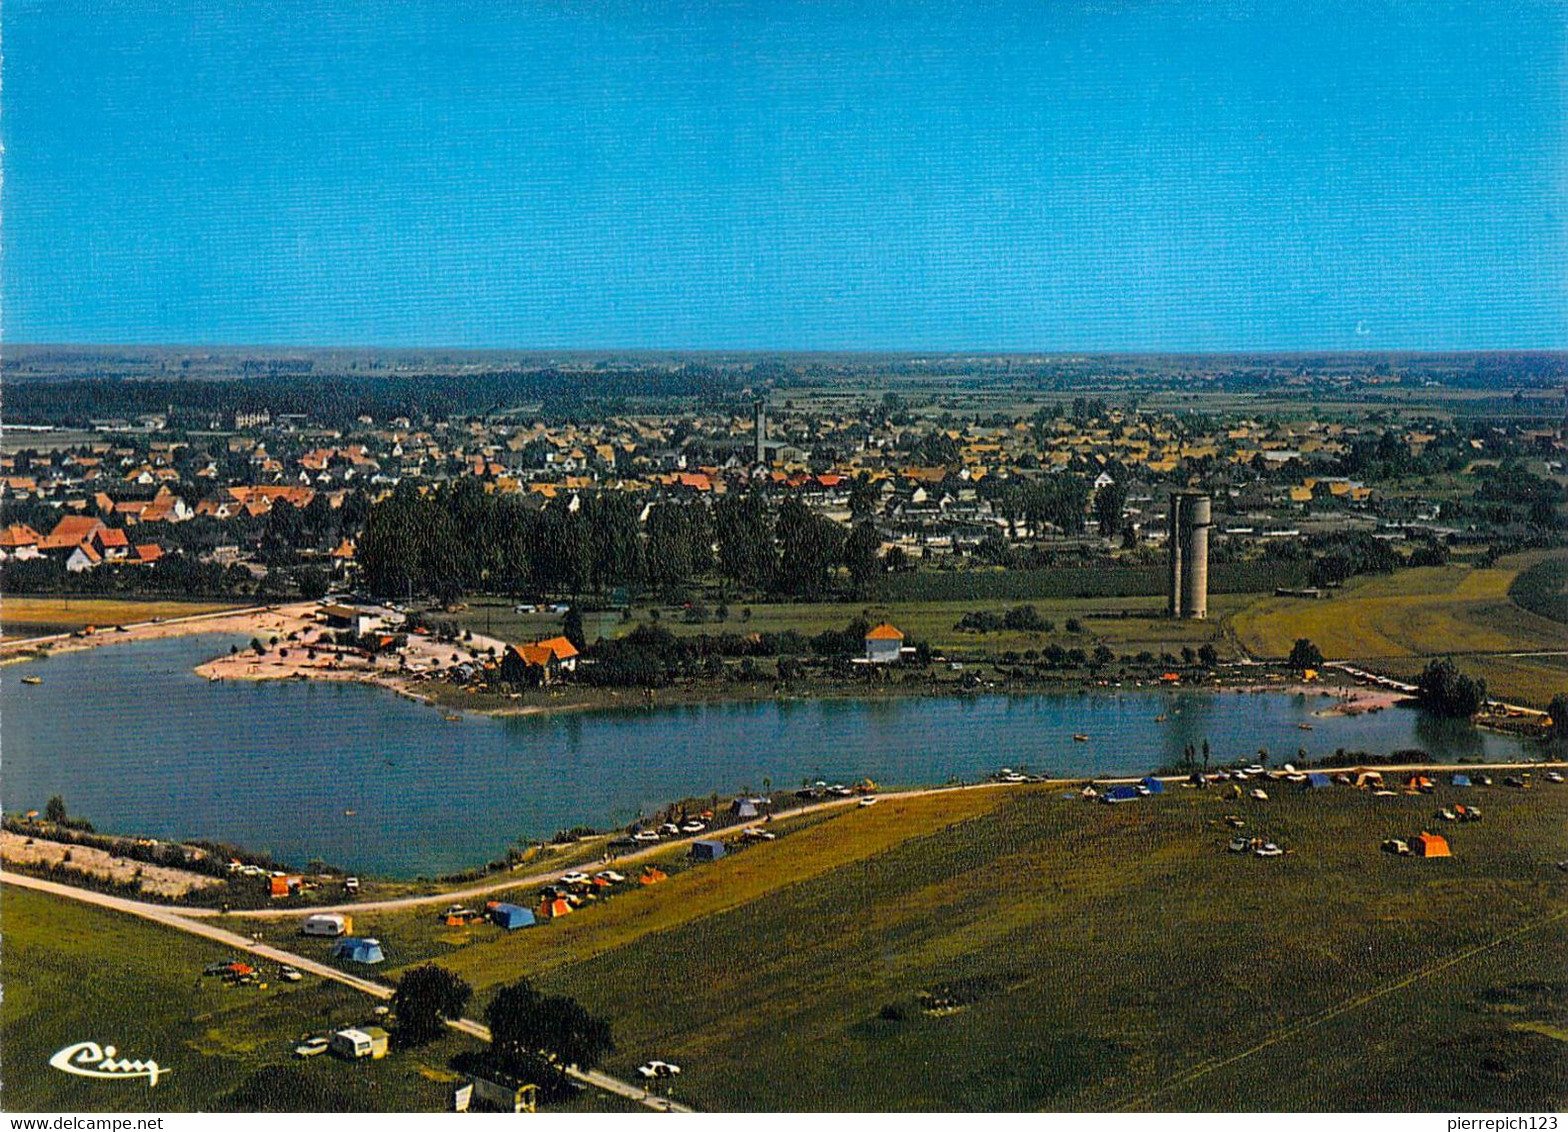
[691,839,726,861]
[332,937,386,964]
[330,1026,390,1060]
[488,902,535,930]
[302,913,351,937]
[864,623,905,664]
[1410,831,1451,858]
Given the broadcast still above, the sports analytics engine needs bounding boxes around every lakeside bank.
[4,631,1552,878]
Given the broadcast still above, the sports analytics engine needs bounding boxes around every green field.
[457,594,1240,659]
[1228,558,1568,708]
[1,597,243,641]
[371,780,1568,1111]
[1508,552,1568,625]
[0,886,485,1112]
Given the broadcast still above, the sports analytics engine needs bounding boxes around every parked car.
[279,966,304,983]
[1254,843,1284,858]
[637,1060,681,1079]
[680,820,706,833]
[560,872,590,885]
[858,796,878,807]
[632,830,661,843]
[595,870,626,883]
[741,829,777,841]
[293,1035,330,1058]
[344,876,361,892]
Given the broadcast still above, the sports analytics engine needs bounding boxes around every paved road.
[0,870,689,1113]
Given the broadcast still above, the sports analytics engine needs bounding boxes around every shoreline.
[0,598,1445,724]
[6,598,1544,740]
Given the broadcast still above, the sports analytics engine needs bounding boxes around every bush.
[1288,638,1324,670]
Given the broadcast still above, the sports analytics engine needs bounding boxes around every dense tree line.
[358,483,877,602]
[0,554,271,599]
[4,368,735,430]
[572,620,899,687]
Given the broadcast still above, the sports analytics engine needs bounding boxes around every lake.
[1,635,1542,876]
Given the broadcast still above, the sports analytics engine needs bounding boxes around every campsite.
[396,776,1567,1111]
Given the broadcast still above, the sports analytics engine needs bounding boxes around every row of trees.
[358,480,887,602]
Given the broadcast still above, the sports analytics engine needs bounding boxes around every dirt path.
[0,870,691,1113]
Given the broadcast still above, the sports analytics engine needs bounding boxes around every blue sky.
[5,1,1565,351]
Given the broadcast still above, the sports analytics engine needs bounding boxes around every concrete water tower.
[1167,491,1211,619]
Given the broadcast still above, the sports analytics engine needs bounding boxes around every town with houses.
[4,383,1561,592]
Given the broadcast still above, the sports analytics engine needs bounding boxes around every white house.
[864,623,905,664]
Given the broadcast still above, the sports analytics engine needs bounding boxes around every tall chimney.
[754,400,767,466]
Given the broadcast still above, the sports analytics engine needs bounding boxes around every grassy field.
[373,789,1014,985]
[0,886,486,1112]
[1508,552,1568,625]
[1,596,242,641]
[1228,559,1568,707]
[457,594,1240,658]
[377,780,1568,1111]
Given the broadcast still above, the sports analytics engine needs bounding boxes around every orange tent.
[1411,831,1451,857]
[639,868,669,885]
[537,898,574,919]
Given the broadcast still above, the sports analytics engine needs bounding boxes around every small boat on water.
[1072,734,1090,742]
[343,809,357,817]
[20,676,42,685]
[1297,723,1313,731]
[1154,714,1167,722]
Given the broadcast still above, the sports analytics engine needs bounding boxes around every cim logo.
[49,1041,169,1088]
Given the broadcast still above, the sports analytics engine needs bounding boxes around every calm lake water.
[1,635,1542,876]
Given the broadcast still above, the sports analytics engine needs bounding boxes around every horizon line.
[9,341,1568,359]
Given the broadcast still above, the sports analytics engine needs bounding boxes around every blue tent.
[1305,772,1332,789]
[1103,785,1141,803]
[1451,773,1472,787]
[691,839,726,861]
[1139,777,1165,794]
[489,903,536,930]
[332,937,385,964]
